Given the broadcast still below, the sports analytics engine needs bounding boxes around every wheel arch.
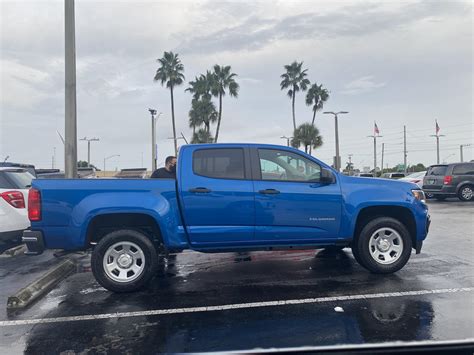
[85,212,163,248]
[353,205,417,249]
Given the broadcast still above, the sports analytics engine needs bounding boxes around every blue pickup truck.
[23,144,430,292]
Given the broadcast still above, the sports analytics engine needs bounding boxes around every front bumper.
[22,230,45,255]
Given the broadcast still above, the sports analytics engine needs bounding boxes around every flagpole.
[368,122,382,175]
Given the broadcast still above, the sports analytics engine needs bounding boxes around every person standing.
[150,156,177,179]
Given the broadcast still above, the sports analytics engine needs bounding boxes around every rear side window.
[0,173,15,189]
[427,166,448,176]
[453,164,474,175]
[193,148,245,179]
[0,170,33,189]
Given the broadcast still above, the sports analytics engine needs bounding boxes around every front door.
[180,147,255,246]
[252,148,342,242]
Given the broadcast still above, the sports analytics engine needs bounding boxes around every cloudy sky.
[1,0,472,171]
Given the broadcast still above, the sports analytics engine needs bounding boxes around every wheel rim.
[103,241,145,283]
[461,187,473,200]
[368,228,404,265]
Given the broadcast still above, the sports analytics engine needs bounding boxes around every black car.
[422,163,474,201]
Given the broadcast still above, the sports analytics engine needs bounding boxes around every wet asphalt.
[0,199,473,353]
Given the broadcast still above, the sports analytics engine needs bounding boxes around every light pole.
[430,133,445,164]
[64,0,77,178]
[3,156,9,163]
[104,154,120,177]
[460,144,471,162]
[148,109,162,171]
[79,137,100,167]
[280,136,293,147]
[323,111,348,171]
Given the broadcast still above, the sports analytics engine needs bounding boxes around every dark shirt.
[150,167,175,179]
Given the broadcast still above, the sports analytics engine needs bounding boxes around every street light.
[79,137,100,167]
[280,136,293,147]
[3,156,9,163]
[323,111,349,171]
[103,154,120,177]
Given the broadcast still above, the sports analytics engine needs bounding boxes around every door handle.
[258,189,280,195]
[189,187,211,193]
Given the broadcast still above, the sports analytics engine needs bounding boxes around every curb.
[7,258,77,310]
[0,244,27,258]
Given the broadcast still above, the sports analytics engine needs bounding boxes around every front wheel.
[352,217,412,274]
[91,229,158,292]
[458,185,474,201]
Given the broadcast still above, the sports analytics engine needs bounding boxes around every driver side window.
[258,149,321,182]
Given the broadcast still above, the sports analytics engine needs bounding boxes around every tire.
[352,217,412,274]
[91,229,158,293]
[458,185,474,202]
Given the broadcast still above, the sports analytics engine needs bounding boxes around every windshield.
[427,166,448,176]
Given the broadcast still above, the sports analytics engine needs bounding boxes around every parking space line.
[0,287,472,327]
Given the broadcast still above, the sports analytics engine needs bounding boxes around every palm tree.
[154,51,185,155]
[188,96,217,135]
[280,61,310,131]
[191,128,214,144]
[186,72,213,100]
[291,123,323,154]
[211,65,239,142]
[306,83,329,126]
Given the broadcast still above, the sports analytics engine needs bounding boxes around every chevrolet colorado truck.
[23,144,430,292]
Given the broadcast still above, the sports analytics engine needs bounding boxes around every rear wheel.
[352,217,412,274]
[92,229,158,292]
[458,185,474,202]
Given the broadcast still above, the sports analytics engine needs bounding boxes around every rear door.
[251,148,342,242]
[179,146,255,246]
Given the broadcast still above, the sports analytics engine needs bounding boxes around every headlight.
[412,189,426,203]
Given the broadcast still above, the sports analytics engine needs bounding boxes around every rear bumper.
[423,185,456,196]
[22,230,45,255]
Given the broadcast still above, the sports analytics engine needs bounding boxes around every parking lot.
[0,199,473,353]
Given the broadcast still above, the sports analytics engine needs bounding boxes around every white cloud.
[340,75,386,95]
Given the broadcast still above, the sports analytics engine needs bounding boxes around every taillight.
[443,175,453,185]
[28,188,41,221]
[1,191,25,208]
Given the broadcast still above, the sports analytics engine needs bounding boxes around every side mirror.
[320,168,335,184]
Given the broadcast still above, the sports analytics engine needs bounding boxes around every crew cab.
[23,144,430,292]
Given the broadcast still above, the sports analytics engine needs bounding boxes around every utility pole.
[79,137,100,167]
[381,143,385,175]
[460,144,471,162]
[323,111,349,171]
[64,0,77,178]
[403,125,407,173]
[280,136,293,147]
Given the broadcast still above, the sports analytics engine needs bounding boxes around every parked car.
[381,172,406,179]
[357,173,374,177]
[422,163,474,201]
[400,171,427,188]
[0,167,34,247]
[0,162,36,177]
[23,143,430,292]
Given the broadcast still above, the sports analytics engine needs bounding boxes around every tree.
[211,65,239,142]
[188,96,218,134]
[291,123,323,154]
[191,128,214,144]
[280,61,310,131]
[306,83,329,126]
[154,51,185,156]
[186,73,212,101]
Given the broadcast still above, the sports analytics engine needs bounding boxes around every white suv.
[0,167,34,248]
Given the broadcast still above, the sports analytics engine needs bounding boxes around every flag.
[435,120,440,135]
[374,122,380,135]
